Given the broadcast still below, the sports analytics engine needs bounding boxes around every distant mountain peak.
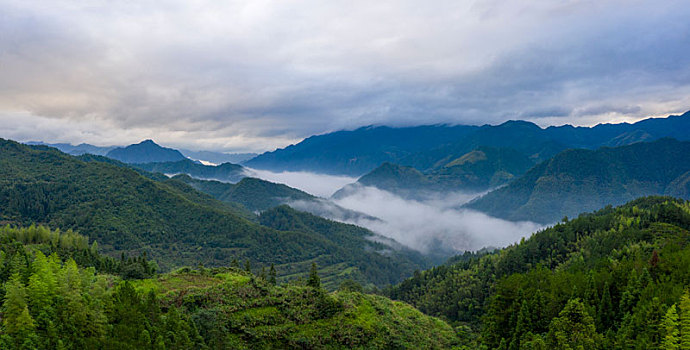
[106,139,186,164]
[496,120,541,130]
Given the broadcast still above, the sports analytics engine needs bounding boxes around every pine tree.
[27,251,57,311]
[598,282,614,330]
[269,264,277,285]
[307,262,320,289]
[511,299,533,349]
[680,292,690,350]
[662,304,680,350]
[2,273,32,334]
[547,298,601,349]
[244,259,252,274]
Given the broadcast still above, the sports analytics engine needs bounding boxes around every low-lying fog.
[244,168,357,198]
[247,168,542,256]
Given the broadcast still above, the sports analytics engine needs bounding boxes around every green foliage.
[133,159,245,183]
[0,139,427,288]
[0,230,458,349]
[467,138,690,223]
[174,175,314,212]
[349,147,535,198]
[307,262,321,289]
[546,298,601,349]
[662,305,680,350]
[258,205,430,289]
[388,196,690,349]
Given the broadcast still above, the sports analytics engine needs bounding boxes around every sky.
[1,0,690,153]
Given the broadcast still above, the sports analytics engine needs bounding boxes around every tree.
[547,298,601,349]
[2,273,38,348]
[597,282,614,330]
[307,263,320,289]
[269,264,277,286]
[661,304,680,350]
[680,292,690,349]
[339,279,363,293]
[244,259,252,274]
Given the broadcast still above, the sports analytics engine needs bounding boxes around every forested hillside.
[259,205,429,289]
[388,196,690,349]
[133,159,246,183]
[106,140,187,164]
[0,139,427,288]
[245,124,478,175]
[0,225,458,349]
[246,111,690,176]
[174,175,315,212]
[338,147,534,198]
[466,138,690,224]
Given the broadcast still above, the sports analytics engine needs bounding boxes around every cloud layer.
[2,0,690,151]
[330,186,542,254]
[244,168,356,198]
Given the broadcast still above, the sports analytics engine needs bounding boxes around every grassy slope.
[133,269,459,349]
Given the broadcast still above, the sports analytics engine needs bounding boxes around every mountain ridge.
[465,138,690,223]
[246,111,690,176]
[106,139,187,163]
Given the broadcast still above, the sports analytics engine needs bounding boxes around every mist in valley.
[248,169,542,257]
[244,168,357,198]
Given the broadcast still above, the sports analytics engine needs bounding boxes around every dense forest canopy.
[0,225,457,349]
[388,196,690,349]
[466,138,690,223]
[0,139,428,289]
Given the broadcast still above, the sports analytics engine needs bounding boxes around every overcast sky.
[1,0,689,152]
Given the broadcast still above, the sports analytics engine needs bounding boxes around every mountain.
[0,138,428,287]
[388,196,690,349]
[337,147,535,198]
[0,225,458,349]
[246,111,690,176]
[106,139,187,163]
[258,205,429,289]
[174,175,315,212]
[132,158,246,183]
[179,148,257,164]
[173,174,381,232]
[465,138,690,223]
[244,124,478,176]
[25,141,115,155]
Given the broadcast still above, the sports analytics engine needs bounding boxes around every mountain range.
[0,139,428,288]
[106,139,187,163]
[25,141,115,155]
[132,159,246,183]
[465,138,690,223]
[246,111,690,176]
[335,146,535,198]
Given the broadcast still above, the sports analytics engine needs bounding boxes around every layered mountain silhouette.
[106,139,187,163]
[335,146,535,198]
[0,139,429,286]
[465,138,690,223]
[246,111,690,176]
[132,158,245,183]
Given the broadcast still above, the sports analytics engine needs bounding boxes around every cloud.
[1,0,690,151]
[329,185,542,254]
[244,168,357,198]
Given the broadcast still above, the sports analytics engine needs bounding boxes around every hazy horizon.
[2,1,690,152]
[13,109,689,154]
